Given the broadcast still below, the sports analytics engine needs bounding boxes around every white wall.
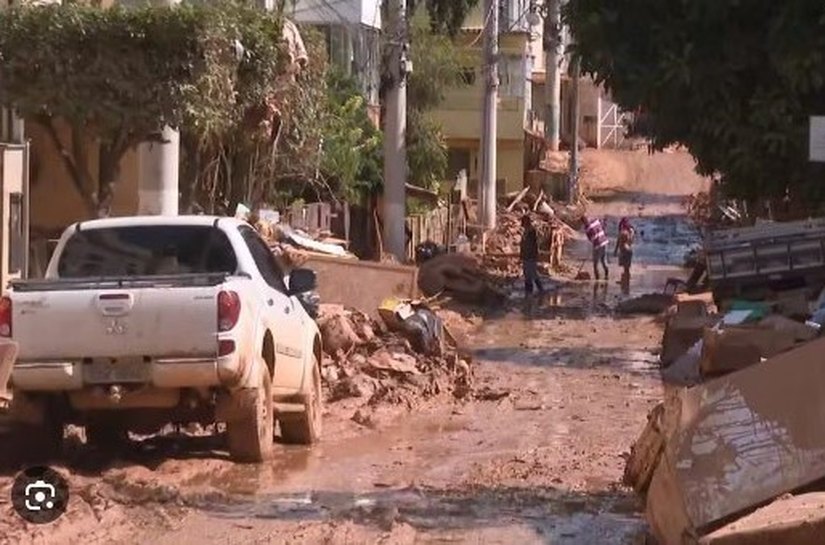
[290,0,381,29]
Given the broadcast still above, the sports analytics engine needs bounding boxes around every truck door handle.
[284,306,290,314]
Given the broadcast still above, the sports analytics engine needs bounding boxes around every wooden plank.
[700,493,825,545]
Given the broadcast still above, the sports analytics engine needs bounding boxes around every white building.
[289,0,382,123]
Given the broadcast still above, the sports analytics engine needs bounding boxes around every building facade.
[289,0,381,124]
[431,0,533,195]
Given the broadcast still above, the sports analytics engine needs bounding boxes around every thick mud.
[0,150,708,545]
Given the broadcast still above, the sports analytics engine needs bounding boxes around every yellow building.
[431,2,533,195]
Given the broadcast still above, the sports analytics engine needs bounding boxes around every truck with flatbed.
[3,215,323,462]
[704,218,825,301]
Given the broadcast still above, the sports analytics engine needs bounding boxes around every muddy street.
[0,151,708,545]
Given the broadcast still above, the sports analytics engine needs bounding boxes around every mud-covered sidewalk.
[0,150,708,545]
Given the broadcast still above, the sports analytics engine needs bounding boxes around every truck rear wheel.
[227,364,274,463]
[279,357,323,445]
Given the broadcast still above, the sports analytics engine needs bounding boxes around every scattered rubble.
[626,279,825,544]
[316,304,473,409]
[418,253,507,305]
[483,206,578,278]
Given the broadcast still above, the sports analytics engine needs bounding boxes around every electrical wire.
[465,0,497,48]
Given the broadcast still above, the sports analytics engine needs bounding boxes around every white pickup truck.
[3,215,323,462]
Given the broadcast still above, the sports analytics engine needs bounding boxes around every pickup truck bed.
[705,218,825,299]
[4,215,323,463]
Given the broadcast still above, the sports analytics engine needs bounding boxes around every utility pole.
[138,0,181,216]
[543,0,562,151]
[480,0,499,230]
[382,0,409,260]
[569,54,581,203]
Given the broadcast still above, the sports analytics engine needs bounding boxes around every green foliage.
[0,3,287,215]
[402,8,472,192]
[321,71,383,202]
[565,0,825,200]
[408,12,473,112]
[183,22,329,213]
[406,109,447,191]
[409,0,481,37]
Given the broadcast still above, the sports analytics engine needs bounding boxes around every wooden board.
[700,493,825,545]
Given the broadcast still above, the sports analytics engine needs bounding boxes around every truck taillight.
[217,290,241,332]
[0,296,11,337]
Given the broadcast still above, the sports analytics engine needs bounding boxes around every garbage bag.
[415,240,445,264]
[378,297,444,356]
[401,309,444,356]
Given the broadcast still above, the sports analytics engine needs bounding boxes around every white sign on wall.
[809,116,825,162]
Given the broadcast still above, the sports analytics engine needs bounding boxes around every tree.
[319,70,383,202]
[183,20,328,213]
[565,0,825,202]
[0,3,287,217]
[409,0,481,36]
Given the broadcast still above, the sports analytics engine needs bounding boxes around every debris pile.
[418,253,508,305]
[316,304,473,409]
[480,206,579,278]
[626,284,825,545]
[684,191,712,226]
[248,212,357,270]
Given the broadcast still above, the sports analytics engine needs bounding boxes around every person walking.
[615,217,635,280]
[582,215,609,280]
[520,215,544,295]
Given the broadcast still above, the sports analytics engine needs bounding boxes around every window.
[57,225,237,278]
[498,55,526,97]
[239,226,287,292]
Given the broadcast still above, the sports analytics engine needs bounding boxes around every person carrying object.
[582,215,609,280]
[520,215,544,295]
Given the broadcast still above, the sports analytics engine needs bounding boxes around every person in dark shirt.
[520,215,544,295]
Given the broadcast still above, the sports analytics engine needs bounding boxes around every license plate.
[83,359,148,384]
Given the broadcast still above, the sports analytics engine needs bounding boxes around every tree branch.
[33,114,97,217]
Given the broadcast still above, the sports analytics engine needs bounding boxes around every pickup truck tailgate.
[13,286,219,361]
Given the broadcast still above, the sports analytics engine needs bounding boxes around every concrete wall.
[27,121,139,235]
[446,137,524,195]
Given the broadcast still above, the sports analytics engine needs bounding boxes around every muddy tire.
[279,357,323,445]
[227,364,274,463]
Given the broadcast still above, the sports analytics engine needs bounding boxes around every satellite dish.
[526,11,541,27]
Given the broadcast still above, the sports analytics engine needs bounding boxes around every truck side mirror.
[288,268,317,295]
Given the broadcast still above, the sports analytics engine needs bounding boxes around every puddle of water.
[194,486,644,545]
[193,416,476,497]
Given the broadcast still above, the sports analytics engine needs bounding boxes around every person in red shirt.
[581,215,609,280]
